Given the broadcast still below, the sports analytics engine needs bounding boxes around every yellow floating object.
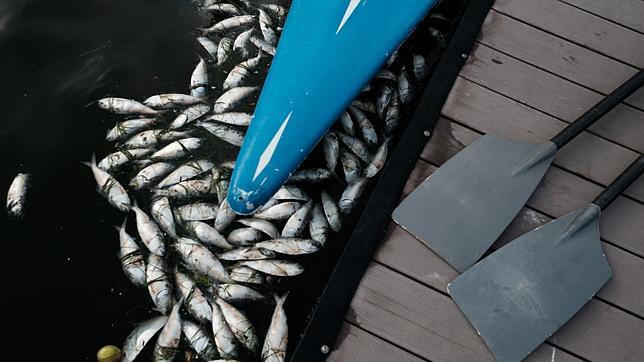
[97,345,122,362]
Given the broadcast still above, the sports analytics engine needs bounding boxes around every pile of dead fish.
[85,1,433,361]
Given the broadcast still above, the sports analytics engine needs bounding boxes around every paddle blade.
[393,134,556,271]
[448,204,612,362]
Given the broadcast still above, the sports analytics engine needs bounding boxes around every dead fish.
[153,301,182,361]
[413,53,429,81]
[288,168,334,184]
[376,84,394,119]
[281,201,313,238]
[339,177,368,215]
[227,227,264,245]
[321,191,341,233]
[340,148,362,184]
[215,199,237,231]
[261,294,288,362]
[258,8,277,45]
[97,148,152,172]
[272,185,309,202]
[130,162,176,190]
[375,69,397,82]
[157,159,215,188]
[151,196,176,238]
[398,67,414,107]
[321,133,339,173]
[198,36,218,59]
[229,266,264,284]
[175,202,219,221]
[157,175,214,200]
[213,86,258,113]
[169,104,210,129]
[150,137,202,160]
[223,52,262,90]
[237,218,279,238]
[197,121,245,147]
[254,197,280,214]
[182,321,218,360]
[205,3,241,16]
[218,246,275,261]
[337,132,371,163]
[205,112,252,126]
[351,99,377,114]
[190,57,209,91]
[261,4,287,21]
[185,221,233,250]
[254,201,301,221]
[122,315,168,362]
[121,129,192,149]
[6,173,30,218]
[115,218,146,287]
[348,106,378,147]
[250,35,276,56]
[175,270,212,323]
[338,110,356,136]
[217,37,234,66]
[130,203,166,256]
[106,118,156,142]
[233,28,254,58]
[211,300,240,359]
[255,238,321,255]
[365,136,391,178]
[146,254,173,314]
[384,91,401,133]
[202,15,256,34]
[217,283,265,302]
[215,179,230,204]
[97,97,157,115]
[83,154,131,212]
[144,94,202,109]
[309,203,330,245]
[215,298,260,352]
[175,237,229,282]
[239,260,305,277]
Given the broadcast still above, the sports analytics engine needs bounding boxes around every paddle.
[447,153,643,362]
[392,69,644,272]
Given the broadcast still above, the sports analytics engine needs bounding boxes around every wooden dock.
[329,0,644,360]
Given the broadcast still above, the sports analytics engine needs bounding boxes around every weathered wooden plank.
[560,0,644,33]
[328,322,425,362]
[493,0,644,67]
[461,42,644,152]
[421,118,644,254]
[479,11,644,109]
[350,263,640,362]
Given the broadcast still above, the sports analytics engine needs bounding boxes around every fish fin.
[114,216,128,232]
[274,292,289,306]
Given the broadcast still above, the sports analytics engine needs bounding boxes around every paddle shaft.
[593,154,644,210]
[550,69,644,148]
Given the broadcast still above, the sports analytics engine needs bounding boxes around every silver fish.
[202,15,256,34]
[337,132,371,163]
[6,173,30,218]
[150,137,202,160]
[233,28,254,58]
[185,221,233,250]
[281,201,313,238]
[198,36,218,59]
[227,227,264,245]
[351,99,377,114]
[122,315,168,362]
[338,110,356,136]
[223,52,262,90]
[197,121,245,147]
[215,199,237,232]
[384,91,401,133]
[211,300,240,359]
[376,84,394,119]
[216,179,230,204]
[130,162,176,190]
[365,136,391,178]
[213,86,258,113]
[144,93,203,109]
[250,35,276,56]
[215,298,260,352]
[255,238,321,255]
[261,4,288,21]
[205,112,252,126]
[83,154,131,212]
[239,260,305,277]
[375,69,397,82]
[272,185,309,202]
[261,294,288,362]
[321,133,339,173]
[288,168,334,184]
[146,254,173,314]
[217,37,234,66]
[205,3,241,16]
[151,196,177,237]
[157,159,215,188]
[217,283,264,302]
[175,237,229,282]
[254,201,301,221]
[115,219,146,287]
[131,203,166,256]
[218,246,275,261]
[191,57,209,89]
[153,301,182,361]
[97,148,152,172]
[97,97,157,115]
[182,320,218,359]
[169,104,210,129]
[398,67,414,107]
[340,148,362,184]
[321,191,341,233]
[348,106,378,147]
[258,8,277,45]
[309,203,330,245]
[339,177,368,215]
[229,265,264,284]
[413,53,429,81]
[237,218,279,238]
[175,270,212,323]
[175,202,219,221]
[106,118,156,142]
[121,129,192,149]
[157,176,214,200]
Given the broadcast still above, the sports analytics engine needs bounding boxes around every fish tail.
[115,216,128,231]
[274,291,289,306]
[81,152,97,168]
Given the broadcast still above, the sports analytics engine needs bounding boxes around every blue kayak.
[228,0,438,214]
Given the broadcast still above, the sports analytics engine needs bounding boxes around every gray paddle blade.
[448,204,612,362]
[393,134,556,271]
